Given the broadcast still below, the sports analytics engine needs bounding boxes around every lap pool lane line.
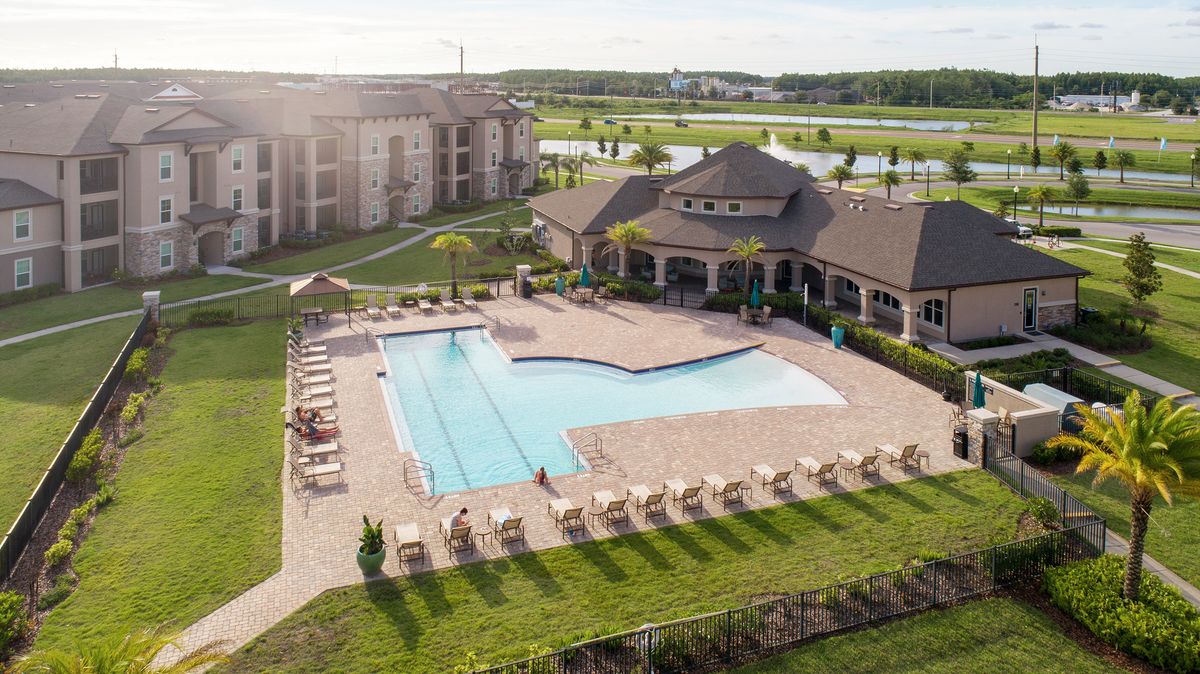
[450,332,537,477]
[404,347,473,492]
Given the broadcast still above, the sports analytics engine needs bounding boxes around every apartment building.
[0,81,537,292]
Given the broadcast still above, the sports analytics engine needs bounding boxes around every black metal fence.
[0,311,151,581]
[990,367,1161,409]
[983,443,1103,528]
[474,519,1105,674]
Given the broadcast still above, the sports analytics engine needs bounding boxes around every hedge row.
[0,282,62,308]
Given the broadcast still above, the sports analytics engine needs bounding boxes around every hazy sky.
[5,0,1200,77]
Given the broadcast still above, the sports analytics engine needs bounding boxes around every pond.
[1017,203,1200,222]
[615,112,974,132]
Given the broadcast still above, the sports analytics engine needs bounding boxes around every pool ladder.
[403,458,435,495]
[571,432,604,468]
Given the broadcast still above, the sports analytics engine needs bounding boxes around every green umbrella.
[750,280,760,309]
[972,372,986,409]
[579,263,590,288]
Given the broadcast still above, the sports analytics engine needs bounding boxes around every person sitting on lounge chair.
[287,421,338,441]
[449,507,469,528]
[294,404,324,424]
[533,466,550,486]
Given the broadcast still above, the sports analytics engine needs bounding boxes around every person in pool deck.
[533,466,550,486]
[449,507,469,529]
[294,404,324,423]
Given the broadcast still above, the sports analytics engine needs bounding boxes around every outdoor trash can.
[521,278,533,299]
[953,425,969,459]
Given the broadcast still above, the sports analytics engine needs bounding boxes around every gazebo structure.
[289,272,352,325]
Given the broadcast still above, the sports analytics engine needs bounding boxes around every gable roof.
[0,178,59,210]
[654,142,809,198]
[147,83,203,102]
[0,93,130,155]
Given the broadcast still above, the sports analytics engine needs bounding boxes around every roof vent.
[849,196,866,203]
[235,99,248,103]
[259,90,270,94]
[98,84,109,88]
[86,94,100,99]
[51,84,64,88]
[145,107,160,113]
[816,188,833,194]
[313,90,327,95]
[23,103,35,108]
[74,94,87,99]
[883,204,903,211]
[1,84,14,89]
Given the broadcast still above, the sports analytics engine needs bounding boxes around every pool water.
[381,328,846,494]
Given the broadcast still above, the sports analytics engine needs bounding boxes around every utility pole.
[458,41,464,94]
[929,78,933,109]
[113,49,118,71]
[876,81,880,109]
[1032,42,1039,150]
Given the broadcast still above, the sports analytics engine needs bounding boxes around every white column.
[142,290,161,321]
[615,249,625,277]
[654,259,667,288]
[762,265,777,294]
[579,244,593,269]
[705,265,720,294]
[857,288,875,325]
[900,306,919,342]
[823,275,838,308]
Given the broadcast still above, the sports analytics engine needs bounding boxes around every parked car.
[674,119,689,127]
[1007,219,1033,239]
[603,119,617,125]
[532,117,545,122]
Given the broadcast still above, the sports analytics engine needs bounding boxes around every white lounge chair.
[797,457,837,486]
[384,293,403,318]
[417,297,434,313]
[394,522,425,565]
[548,498,585,537]
[461,287,479,309]
[364,294,383,319]
[664,478,703,512]
[592,490,629,528]
[703,474,745,509]
[438,288,457,312]
[751,465,793,496]
[288,458,342,486]
[627,485,667,520]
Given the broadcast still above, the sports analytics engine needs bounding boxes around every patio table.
[746,308,764,324]
[574,287,594,303]
[299,307,325,327]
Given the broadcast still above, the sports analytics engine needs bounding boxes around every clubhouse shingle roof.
[0,178,59,210]
[653,142,810,198]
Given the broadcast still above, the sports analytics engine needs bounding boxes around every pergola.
[288,272,352,325]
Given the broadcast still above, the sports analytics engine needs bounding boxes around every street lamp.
[1012,185,1019,217]
[877,151,883,178]
[567,131,572,156]
[925,164,930,196]
[1192,153,1196,189]
[1006,149,1012,180]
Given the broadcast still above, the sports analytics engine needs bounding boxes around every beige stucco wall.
[947,277,1076,341]
[965,371,1063,457]
[658,192,787,217]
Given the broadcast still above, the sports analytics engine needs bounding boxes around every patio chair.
[384,293,403,318]
[797,457,838,486]
[364,294,383,320]
[417,296,434,313]
[737,305,750,324]
[548,498,585,538]
[288,437,339,461]
[664,478,703,512]
[489,507,525,546]
[750,464,793,497]
[627,484,666,520]
[287,344,329,365]
[592,490,629,528]
[461,287,479,310]
[877,443,920,472]
[394,522,425,565]
[287,332,327,353]
[839,451,880,481]
[595,286,611,302]
[761,305,773,326]
[440,518,475,555]
[291,370,332,387]
[286,408,337,427]
[288,359,332,374]
[703,474,745,510]
[438,289,457,312]
[288,457,342,486]
[296,383,334,400]
[299,396,335,412]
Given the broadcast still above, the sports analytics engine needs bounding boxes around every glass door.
[1023,288,1038,331]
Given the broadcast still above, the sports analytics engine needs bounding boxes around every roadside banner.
[1108,136,1115,148]
[1160,137,1168,150]
[1052,134,1059,145]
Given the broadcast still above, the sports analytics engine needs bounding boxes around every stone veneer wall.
[124,215,259,278]
[340,157,391,230]
[1038,302,1076,329]
[471,167,504,202]
[401,152,433,217]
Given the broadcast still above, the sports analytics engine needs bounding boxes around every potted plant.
[356,515,386,574]
[287,317,304,341]
[830,318,849,349]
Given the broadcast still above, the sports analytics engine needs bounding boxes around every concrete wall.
[948,277,1076,341]
[965,371,1063,457]
[0,244,62,292]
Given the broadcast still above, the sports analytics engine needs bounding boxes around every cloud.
[931,27,974,33]
[1032,21,1071,29]
[1188,16,1200,25]
[1079,22,1104,28]
[433,37,457,49]
[873,38,900,44]
[983,33,1010,39]
[1081,34,1102,40]
[599,36,643,47]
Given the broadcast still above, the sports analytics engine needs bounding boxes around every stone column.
[579,244,593,270]
[706,265,720,294]
[900,306,920,342]
[857,287,875,325]
[142,290,161,321]
[654,259,667,288]
[763,265,777,294]
[616,249,627,278]
[823,275,838,308]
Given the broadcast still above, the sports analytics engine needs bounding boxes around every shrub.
[1036,225,1083,237]
[57,517,80,542]
[187,263,208,277]
[153,326,172,349]
[0,591,27,658]
[69,501,93,526]
[93,482,117,507]
[975,347,1073,374]
[595,273,661,302]
[956,335,1022,350]
[1045,555,1200,672]
[44,539,73,567]
[0,282,62,308]
[118,428,144,447]
[66,428,103,482]
[1049,311,1151,353]
[187,307,235,326]
[37,574,75,611]
[464,284,492,300]
[1026,496,1060,529]
[1030,442,1059,465]
[123,346,151,382]
[121,391,150,425]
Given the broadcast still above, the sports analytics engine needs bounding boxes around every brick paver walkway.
[165,297,969,660]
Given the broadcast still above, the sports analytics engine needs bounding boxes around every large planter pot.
[554,277,565,296]
[356,547,386,575]
[830,325,846,349]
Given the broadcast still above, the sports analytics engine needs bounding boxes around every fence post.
[931,559,940,606]
[798,591,806,640]
[724,609,732,664]
[989,544,997,590]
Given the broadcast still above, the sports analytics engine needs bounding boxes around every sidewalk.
[1106,531,1200,609]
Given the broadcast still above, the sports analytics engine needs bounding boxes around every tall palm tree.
[727,235,766,302]
[1026,184,1055,228]
[880,170,902,200]
[429,232,476,296]
[901,147,927,181]
[826,164,853,189]
[1046,391,1200,601]
[539,152,565,189]
[11,625,227,673]
[1112,150,1136,184]
[601,220,653,279]
[1049,141,1077,180]
[627,142,673,175]
[563,151,598,186]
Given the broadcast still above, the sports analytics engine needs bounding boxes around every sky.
[4,0,1200,77]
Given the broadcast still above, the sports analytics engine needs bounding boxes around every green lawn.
[218,470,1027,672]
[0,317,141,532]
[732,597,1116,674]
[0,275,268,342]
[1045,248,1200,394]
[36,320,285,650]
[922,186,1200,224]
[242,227,424,275]
[1052,469,1200,589]
[413,199,529,228]
[1078,239,1200,274]
[452,209,534,229]
[339,230,544,286]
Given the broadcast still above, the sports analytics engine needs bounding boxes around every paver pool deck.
[168,295,970,659]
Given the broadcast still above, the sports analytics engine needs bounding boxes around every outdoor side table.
[474,527,492,548]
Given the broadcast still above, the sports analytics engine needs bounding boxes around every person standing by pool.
[533,467,550,486]
[449,507,469,528]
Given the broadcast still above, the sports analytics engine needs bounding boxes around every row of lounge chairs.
[286,333,345,486]
[796,443,924,487]
[393,506,527,565]
[363,289,479,319]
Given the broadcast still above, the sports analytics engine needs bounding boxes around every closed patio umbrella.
[579,263,590,288]
[972,372,986,409]
[750,280,760,309]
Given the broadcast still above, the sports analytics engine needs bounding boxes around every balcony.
[79,157,118,194]
[80,200,119,240]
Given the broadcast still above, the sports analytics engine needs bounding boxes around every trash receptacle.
[953,425,969,459]
[521,278,533,299]
[1080,306,1099,323]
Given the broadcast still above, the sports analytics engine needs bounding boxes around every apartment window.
[921,298,946,327]
[370,168,380,190]
[232,226,244,253]
[490,151,497,168]
[316,138,338,165]
[413,131,421,150]
[315,170,337,200]
[57,160,64,180]
[14,258,32,289]
[456,151,470,175]
[491,123,498,141]
[412,193,421,213]
[80,157,118,194]
[518,121,525,138]
[489,177,497,196]
[159,197,173,225]
[727,201,743,214]
[873,290,902,311]
[159,152,173,182]
[680,198,693,211]
[231,145,244,173]
[257,143,272,172]
[296,206,306,229]
[159,241,174,270]
[258,216,271,248]
[13,210,31,241]
[519,147,525,161]
[80,201,118,240]
[438,127,449,148]
[370,202,380,224]
[413,163,422,182]
[370,134,380,156]
[701,200,716,213]
[232,186,244,211]
[316,203,337,229]
[294,140,306,165]
[296,172,306,199]
[845,278,860,295]
[456,126,470,146]
[257,178,271,209]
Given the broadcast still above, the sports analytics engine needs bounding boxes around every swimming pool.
[380,328,845,494]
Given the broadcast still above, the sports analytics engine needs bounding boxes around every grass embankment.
[922,186,1200,224]
[242,227,424,275]
[0,317,140,531]
[1045,248,1200,394]
[0,276,266,341]
[36,320,285,649]
[453,209,534,229]
[219,470,1027,672]
[983,113,1200,144]
[732,597,1115,674]
[1078,240,1200,274]
[339,230,545,286]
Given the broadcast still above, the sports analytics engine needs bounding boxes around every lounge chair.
[737,305,750,324]
[288,457,342,486]
[364,294,383,320]
[288,437,339,461]
[703,474,745,510]
[751,465,793,497]
[291,370,332,387]
[288,333,327,353]
[287,408,337,427]
[438,289,457,312]
[417,297,434,313]
[384,293,403,318]
[797,457,838,486]
[548,498,585,537]
[300,396,335,411]
[461,287,479,309]
[288,344,329,365]
[394,522,425,565]
[761,305,773,326]
[439,518,474,555]
[664,478,703,512]
[627,484,666,520]
[288,359,332,374]
[488,507,525,546]
[838,450,880,481]
[296,384,334,399]
[592,490,629,528]
[877,443,920,472]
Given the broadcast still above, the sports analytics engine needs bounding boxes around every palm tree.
[11,625,227,673]
[1049,141,1077,180]
[1046,391,1200,601]
[1112,150,1136,183]
[429,232,476,296]
[880,170,902,200]
[826,164,853,189]
[563,151,598,186]
[727,235,766,302]
[601,220,653,279]
[901,147,927,180]
[627,142,673,175]
[539,152,565,189]
[1026,184,1055,228]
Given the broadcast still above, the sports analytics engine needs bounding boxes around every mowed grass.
[219,470,1028,673]
[414,199,529,228]
[339,230,544,286]
[242,227,424,275]
[0,275,267,341]
[1045,248,1200,394]
[36,320,285,650]
[452,208,534,229]
[1052,469,1200,588]
[923,186,1200,224]
[1078,239,1200,274]
[0,317,140,531]
[731,597,1116,674]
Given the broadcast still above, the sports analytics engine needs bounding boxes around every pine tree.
[887,145,900,169]
[1122,232,1163,306]
[843,145,857,168]
[701,146,711,159]
[816,128,832,147]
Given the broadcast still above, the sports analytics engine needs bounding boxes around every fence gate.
[659,286,708,309]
